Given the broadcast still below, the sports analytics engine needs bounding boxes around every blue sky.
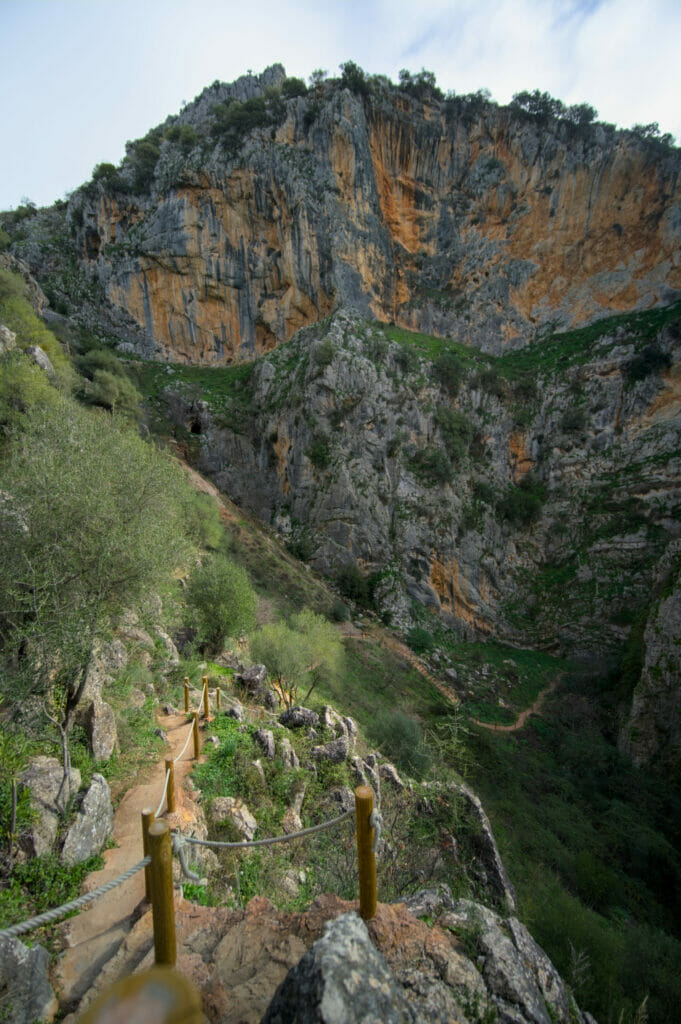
[1,0,680,211]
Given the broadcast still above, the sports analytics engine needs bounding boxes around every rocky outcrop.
[86,894,587,1024]
[18,756,81,856]
[262,912,415,1023]
[619,542,681,777]
[64,68,681,364]
[182,307,681,658]
[61,773,113,865]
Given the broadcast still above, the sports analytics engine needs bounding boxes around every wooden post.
[148,820,176,966]
[141,806,155,903]
[355,785,377,920]
[202,676,210,719]
[192,710,200,759]
[216,685,221,712]
[184,678,190,713]
[164,758,175,814]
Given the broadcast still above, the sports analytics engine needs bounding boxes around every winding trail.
[56,709,201,1015]
[471,676,560,733]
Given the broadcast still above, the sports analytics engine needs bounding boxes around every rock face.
[0,936,58,1024]
[261,912,415,1024]
[18,756,81,856]
[64,68,681,364]
[61,773,114,865]
[619,541,681,777]
[179,307,681,662]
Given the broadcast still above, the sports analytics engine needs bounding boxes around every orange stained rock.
[430,554,492,633]
[508,431,534,481]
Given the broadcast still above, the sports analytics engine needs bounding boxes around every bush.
[185,553,257,653]
[306,435,331,469]
[281,77,308,99]
[369,710,431,778]
[0,228,10,251]
[432,351,465,395]
[406,627,435,655]
[626,343,672,383]
[339,61,370,97]
[394,346,420,374]
[183,491,224,551]
[406,446,452,486]
[250,609,343,707]
[336,563,371,605]
[497,474,546,527]
[434,406,472,463]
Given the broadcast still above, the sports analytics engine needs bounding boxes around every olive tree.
[0,396,193,792]
[184,553,258,654]
[250,609,344,708]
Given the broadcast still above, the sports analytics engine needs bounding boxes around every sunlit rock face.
[70,68,681,364]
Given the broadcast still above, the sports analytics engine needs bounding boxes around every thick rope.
[369,808,384,854]
[155,768,171,818]
[174,720,194,764]
[180,808,353,851]
[0,856,150,941]
[172,833,202,882]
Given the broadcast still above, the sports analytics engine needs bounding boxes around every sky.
[1,0,680,211]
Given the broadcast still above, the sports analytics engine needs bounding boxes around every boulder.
[278,737,300,770]
[311,735,349,764]
[262,912,415,1023]
[19,756,81,855]
[0,936,58,1024]
[236,664,268,698]
[378,762,404,790]
[157,628,180,665]
[0,323,16,354]
[25,344,54,378]
[280,706,320,729]
[78,697,118,761]
[211,796,257,841]
[255,728,276,759]
[225,700,245,721]
[81,639,128,703]
[61,774,113,865]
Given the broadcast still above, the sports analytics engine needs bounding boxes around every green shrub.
[0,228,10,251]
[394,346,420,374]
[626,343,672,383]
[434,406,472,463]
[497,474,546,527]
[306,435,331,469]
[183,491,224,551]
[330,598,350,622]
[336,563,371,604]
[406,446,452,486]
[282,77,308,99]
[561,406,586,433]
[313,338,335,369]
[185,553,257,653]
[433,351,465,395]
[339,61,370,97]
[406,627,435,655]
[369,710,431,778]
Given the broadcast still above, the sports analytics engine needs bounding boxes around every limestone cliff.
[64,66,681,364]
[160,305,681,667]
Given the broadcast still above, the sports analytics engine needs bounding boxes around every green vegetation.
[497,473,547,528]
[434,405,472,463]
[0,852,104,931]
[249,609,343,707]
[368,709,431,777]
[469,674,681,1024]
[185,553,258,653]
[406,445,452,486]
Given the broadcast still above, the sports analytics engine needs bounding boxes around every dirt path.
[56,709,200,1011]
[471,677,560,733]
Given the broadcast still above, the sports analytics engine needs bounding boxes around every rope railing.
[0,674,380,973]
[177,808,354,852]
[155,768,172,818]
[0,856,151,941]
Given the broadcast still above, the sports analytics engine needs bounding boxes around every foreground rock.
[262,913,415,1023]
[18,756,81,856]
[0,935,58,1024]
[79,893,587,1024]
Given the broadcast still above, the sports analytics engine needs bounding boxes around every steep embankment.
[31,65,681,363]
